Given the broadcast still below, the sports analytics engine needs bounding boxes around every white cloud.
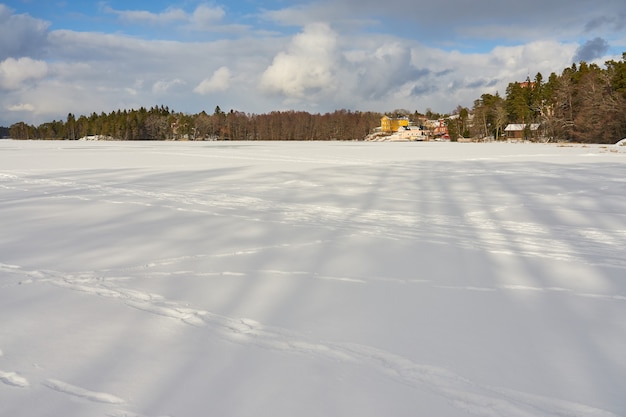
[153,78,186,94]
[260,23,338,98]
[488,41,579,77]
[102,5,187,25]
[102,3,225,29]
[194,67,232,94]
[0,4,49,60]
[191,4,226,28]
[344,42,424,100]
[2,2,624,126]
[7,103,35,112]
[0,57,48,90]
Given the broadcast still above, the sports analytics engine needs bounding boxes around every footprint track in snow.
[43,378,125,404]
[0,348,29,388]
[4,262,625,417]
[5,171,625,271]
[43,273,626,415]
[0,370,30,388]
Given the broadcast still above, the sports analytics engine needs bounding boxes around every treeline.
[448,52,626,143]
[7,106,382,141]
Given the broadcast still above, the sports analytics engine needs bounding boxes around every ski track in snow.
[1,261,623,417]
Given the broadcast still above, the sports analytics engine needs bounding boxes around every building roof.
[504,123,540,131]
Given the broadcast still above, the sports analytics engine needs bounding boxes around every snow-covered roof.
[504,123,540,131]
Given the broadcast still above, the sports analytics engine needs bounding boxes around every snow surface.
[1,140,625,417]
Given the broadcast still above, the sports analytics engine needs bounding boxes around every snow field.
[1,140,625,417]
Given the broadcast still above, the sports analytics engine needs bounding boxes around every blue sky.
[1,0,625,126]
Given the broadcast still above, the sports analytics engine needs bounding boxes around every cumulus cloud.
[260,23,338,98]
[194,67,232,94]
[2,0,624,126]
[574,37,610,62]
[0,4,49,60]
[346,42,430,100]
[153,78,186,94]
[0,57,48,90]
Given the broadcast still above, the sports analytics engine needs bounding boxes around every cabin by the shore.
[504,123,540,139]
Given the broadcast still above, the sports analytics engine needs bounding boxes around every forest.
[450,52,626,143]
[5,53,626,143]
[6,107,382,142]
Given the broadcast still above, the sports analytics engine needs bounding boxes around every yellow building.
[381,116,409,133]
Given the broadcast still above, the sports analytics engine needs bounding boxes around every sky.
[1,0,625,127]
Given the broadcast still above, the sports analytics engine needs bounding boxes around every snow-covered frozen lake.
[1,140,625,417]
